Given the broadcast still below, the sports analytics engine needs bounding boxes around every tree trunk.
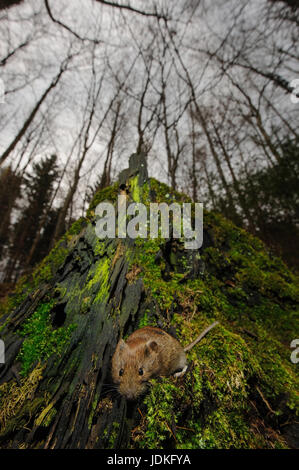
[0,66,66,166]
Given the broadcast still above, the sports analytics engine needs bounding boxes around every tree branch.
[95,0,168,19]
[44,0,102,43]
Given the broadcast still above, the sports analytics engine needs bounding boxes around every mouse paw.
[173,365,188,378]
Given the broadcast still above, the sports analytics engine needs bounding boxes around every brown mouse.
[111,322,218,400]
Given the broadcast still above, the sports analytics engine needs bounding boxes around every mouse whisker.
[100,390,118,399]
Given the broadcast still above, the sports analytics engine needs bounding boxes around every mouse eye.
[138,368,143,376]
[119,368,124,376]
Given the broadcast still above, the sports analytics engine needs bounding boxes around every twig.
[165,421,177,442]
[256,386,276,414]
[184,321,219,352]
[44,0,102,43]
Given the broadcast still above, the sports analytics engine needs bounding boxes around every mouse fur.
[111,326,187,400]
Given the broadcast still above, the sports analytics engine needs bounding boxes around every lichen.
[0,364,45,434]
[35,402,57,427]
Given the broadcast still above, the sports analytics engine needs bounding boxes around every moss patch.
[0,173,298,449]
[17,301,76,376]
[87,182,119,219]
[127,180,299,449]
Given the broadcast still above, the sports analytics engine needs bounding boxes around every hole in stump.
[51,303,67,329]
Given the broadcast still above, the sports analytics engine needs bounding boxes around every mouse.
[111,322,218,400]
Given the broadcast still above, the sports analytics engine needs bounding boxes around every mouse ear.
[118,339,127,352]
[145,340,158,356]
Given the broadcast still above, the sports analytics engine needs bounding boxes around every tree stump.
[0,152,298,449]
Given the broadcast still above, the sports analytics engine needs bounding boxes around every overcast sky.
[0,0,298,213]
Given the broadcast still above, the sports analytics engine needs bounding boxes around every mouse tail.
[183,321,219,352]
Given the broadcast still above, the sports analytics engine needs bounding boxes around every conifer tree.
[0,167,22,259]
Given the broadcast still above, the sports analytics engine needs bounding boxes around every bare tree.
[0,53,73,166]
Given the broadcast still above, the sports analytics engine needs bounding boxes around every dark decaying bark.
[0,153,167,448]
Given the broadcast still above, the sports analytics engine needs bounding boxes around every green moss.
[67,217,87,237]
[0,217,89,321]
[0,238,70,321]
[17,301,76,376]
[33,239,69,285]
[94,239,106,257]
[125,179,299,449]
[0,276,31,322]
[138,310,151,328]
[130,175,141,202]
[108,422,120,448]
[1,174,298,449]
[87,182,119,219]
[149,178,192,204]
[135,316,291,448]
[87,257,111,303]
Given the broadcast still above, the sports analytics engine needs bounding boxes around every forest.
[0,0,298,451]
